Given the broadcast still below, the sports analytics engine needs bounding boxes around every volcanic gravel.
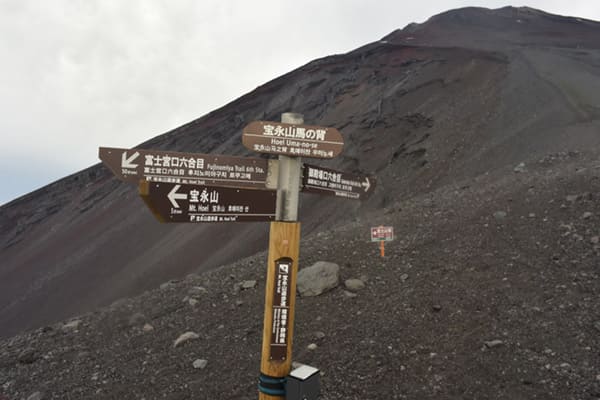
[1,152,599,399]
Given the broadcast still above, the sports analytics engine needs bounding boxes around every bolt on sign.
[371,226,394,242]
[301,163,375,200]
[242,121,344,159]
[139,181,276,223]
[99,147,270,189]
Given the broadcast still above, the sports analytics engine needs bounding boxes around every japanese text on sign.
[262,125,327,141]
[371,226,394,242]
[242,121,344,159]
[270,257,293,360]
[98,147,269,188]
[302,163,375,201]
[139,181,276,223]
[252,143,334,158]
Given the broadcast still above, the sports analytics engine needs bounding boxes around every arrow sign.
[362,177,371,192]
[121,151,140,169]
[167,184,187,208]
[242,121,344,159]
[99,147,273,189]
[301,163,376,200]
[139,181,277,223]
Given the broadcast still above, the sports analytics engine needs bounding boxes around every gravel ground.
[1,152,599,400]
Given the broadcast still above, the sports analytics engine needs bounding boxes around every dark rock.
[128,312,146,326]
[18,348,38,364]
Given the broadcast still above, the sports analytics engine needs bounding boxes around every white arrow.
[121,151,140,169]
[362,177,371,192]
[167,185,187,208]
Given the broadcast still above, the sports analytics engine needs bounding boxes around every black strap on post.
[258,372,287,397]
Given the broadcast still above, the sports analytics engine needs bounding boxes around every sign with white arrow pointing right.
[301,163,376,200]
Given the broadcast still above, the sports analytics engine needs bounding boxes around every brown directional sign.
[139,181,276,223]
[99,147,270,188]
[242,121,344,159]
[301,163,375,200]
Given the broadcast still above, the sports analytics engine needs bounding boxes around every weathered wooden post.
[258,113,303,399]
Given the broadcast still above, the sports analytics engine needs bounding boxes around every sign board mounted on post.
[301,163,375,200]
[139,181,277,223]
[371,226,394,242]
[99,147,272,189]
[242,121,344,159]
[371,226,393,258]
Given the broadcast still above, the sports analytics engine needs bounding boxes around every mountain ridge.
[1,5,599,342]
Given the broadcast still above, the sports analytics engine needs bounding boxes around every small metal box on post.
[286,365,320,400]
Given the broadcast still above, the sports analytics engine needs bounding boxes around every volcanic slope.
[1,150,599,399]
[1,6,600,343]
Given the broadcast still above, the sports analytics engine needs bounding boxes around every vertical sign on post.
[270,257,293,360]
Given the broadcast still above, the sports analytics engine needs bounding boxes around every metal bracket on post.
[276,113,303,222]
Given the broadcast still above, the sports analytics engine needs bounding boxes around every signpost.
[138,181,276,223]
[242,121,344,159]
[99,147,274,189]
[302,163,375,200]
[371,226,394,257]
[99,111,376,400]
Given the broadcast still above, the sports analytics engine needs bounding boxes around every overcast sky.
[1,1,599,205]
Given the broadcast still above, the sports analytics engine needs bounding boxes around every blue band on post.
[258,373,287,397]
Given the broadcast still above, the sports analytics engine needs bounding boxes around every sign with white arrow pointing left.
[139,181,277,223]
[301,163,376,200]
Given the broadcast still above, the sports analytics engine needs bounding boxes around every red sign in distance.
[371,226,394,242]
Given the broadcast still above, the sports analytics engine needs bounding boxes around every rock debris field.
[1,152,599,399]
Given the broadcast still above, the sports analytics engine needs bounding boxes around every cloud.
[1,0,599,204]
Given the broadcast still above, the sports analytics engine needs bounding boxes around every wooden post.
[259,221,301,399]
[258,113,303,399]
[380,240,385,257]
